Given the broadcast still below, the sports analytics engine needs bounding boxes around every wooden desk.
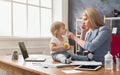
[0,55,120,75]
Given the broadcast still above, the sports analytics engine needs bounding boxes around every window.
[0,0,52,37]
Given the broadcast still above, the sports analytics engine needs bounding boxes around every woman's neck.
[90,28,95,31]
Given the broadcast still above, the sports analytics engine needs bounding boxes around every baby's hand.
[64,43,71,50]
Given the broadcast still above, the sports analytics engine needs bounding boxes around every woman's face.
[82,14,91,29]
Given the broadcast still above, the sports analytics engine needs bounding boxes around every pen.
[117,53,119,58]
[118,53,120,58]
[116,53,120,58]
[115,55,117,58]
[116,53,120,71]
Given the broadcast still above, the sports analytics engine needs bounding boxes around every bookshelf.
[75,17,82,53]
[104,16,120,33]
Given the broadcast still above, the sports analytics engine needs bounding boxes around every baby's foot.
[87,53,94,61]
[65,55,72,64]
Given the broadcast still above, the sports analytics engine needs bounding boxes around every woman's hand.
[80,24,89,33]
[80,24,89,40]
[67,32,75,40]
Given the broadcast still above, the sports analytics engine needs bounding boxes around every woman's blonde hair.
[82,8,105,29]
[50,21,65,37]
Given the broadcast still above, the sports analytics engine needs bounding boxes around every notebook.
[18,42,46,62]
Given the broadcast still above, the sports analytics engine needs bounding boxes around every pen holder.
[12,51,19,60]
[116,58,120,71]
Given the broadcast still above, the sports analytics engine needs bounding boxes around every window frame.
[0,0,68,40]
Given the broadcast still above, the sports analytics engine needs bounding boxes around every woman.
[68,8,111,62]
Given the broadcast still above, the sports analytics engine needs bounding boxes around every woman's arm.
[73,36,85,48]
[68,24,89,48]
[68,32,85,48]
[68,26,111,52]
[84,26,111,52]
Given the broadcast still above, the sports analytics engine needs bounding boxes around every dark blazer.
[79,26,112,62]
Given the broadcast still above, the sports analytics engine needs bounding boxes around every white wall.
[53,0,68,29]
[0,37,51,55]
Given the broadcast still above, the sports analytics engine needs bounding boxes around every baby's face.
[58,26,66,35]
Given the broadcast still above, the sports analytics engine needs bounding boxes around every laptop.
[18,42,46,62]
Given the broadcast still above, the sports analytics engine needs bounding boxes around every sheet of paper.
[62,70,81,74]
[70,61,102,65]
[112,27,117,34]
[32,61,102,68]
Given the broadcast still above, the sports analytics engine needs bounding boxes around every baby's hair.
[50,21,65,37]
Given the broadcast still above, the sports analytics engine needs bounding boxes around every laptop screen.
[18,42,29,59]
